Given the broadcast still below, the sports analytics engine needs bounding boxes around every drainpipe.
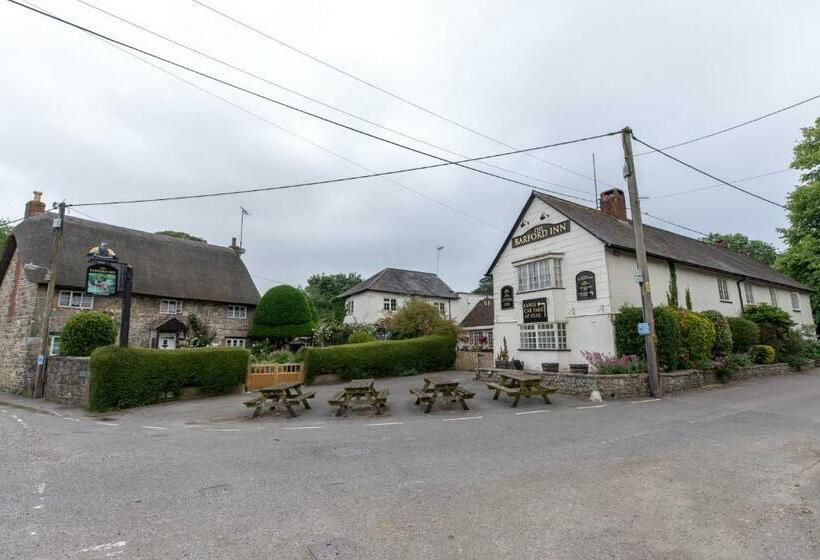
[736,277,746,313]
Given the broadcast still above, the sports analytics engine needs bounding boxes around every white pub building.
[487,189,814,371]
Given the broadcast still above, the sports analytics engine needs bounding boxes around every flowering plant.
[581,351,646,375]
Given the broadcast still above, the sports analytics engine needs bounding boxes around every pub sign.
[575,271,597,300]
[511,220,570,248]
[500,285,514,309]
[522,297,548,323]
[86,263,119,296]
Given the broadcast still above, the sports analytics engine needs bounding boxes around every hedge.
[60,311,117,356]
[749,344,775,365]
[675,309,716,365]
[300,335,455,383]
[612,305,681,370]
[249,285,315,339]
[89,346,249,411]
[613,305,645,358]
[726,317,760,352]
[701,310,733,357]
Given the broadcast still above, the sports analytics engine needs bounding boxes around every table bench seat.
[487,382,520,396]
[328,390,346,406]
[409,388,433,402]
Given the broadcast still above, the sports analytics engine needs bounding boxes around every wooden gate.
[454,351,494,371]
[245,363,305,390]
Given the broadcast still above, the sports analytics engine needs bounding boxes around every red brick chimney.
[24,191,46,218]
[599,188,627,220]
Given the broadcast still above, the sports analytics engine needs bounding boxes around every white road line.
[367,421,404,426]
[515,409,549,415]
[214,428,241,432]
[282,426,324,430]
[80,541,126,553]
[94,421,119,426]
[632,398,661,404]
[443,416,483,422]
[33,505,43,510]
[141,426,168,430]
[62,417,80,422]
[37,482,46,494]
[577,404,608,409]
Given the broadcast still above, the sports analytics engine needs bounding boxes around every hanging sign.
[511,220,570,248]
[86,263,119,296]
[522,297,548,323]
[575,271,597,300]
[500,285,514,309]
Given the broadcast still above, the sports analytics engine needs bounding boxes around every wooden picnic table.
[244,381,316,418]
[487,371,555,407]
[410,374,475,413]
[328,378,389,417]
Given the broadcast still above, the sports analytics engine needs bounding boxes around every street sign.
[637,322,650,336]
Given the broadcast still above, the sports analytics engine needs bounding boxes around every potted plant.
[495,337,511,369]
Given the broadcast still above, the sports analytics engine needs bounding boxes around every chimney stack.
[599,188,627,221]
[229,237,245,256]
[24,191,46,219]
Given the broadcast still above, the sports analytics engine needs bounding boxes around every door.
[158,333,176,350]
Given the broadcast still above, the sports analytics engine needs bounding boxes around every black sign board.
[86,263,119,297]
[511,220,570,248]
[575,271,597,300]
[500,285,514,309]
[522,297,548,323]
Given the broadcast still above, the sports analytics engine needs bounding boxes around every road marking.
[443,416,483,422]
[515,409,549,415]
[141,426,168,430]
[33,505,43,510]
[95,421,119,426]
[62,417,80,422]
[368,421,404,426]
[81,541,126,553]
[632,398,661,404]
[577,404,608,409]
[214,428,241,432]
[37,482,46,494]
[282,426,324,430]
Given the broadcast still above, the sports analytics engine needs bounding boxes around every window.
[717,278,731,302]
[468,329,493,349]
[791,292,800,311]
[160,299,183,315]
[519,323,567,350]
[227,305,247,319]
[434,302,446,315]
[49,335,61,356]
[225,337,246,348]
[383,298,397,312]
[744,283,755,304]
[769,288,778,306]
[516,258,563,292]
[345,300,354,315]
[58,290,93,309]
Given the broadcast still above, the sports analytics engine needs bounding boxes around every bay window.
[516,258,563,292]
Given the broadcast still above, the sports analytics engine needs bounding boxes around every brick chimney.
[599,188,627,220]
[228,237,245,256]
[24,191,46,218]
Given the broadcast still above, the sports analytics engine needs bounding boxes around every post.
[592,153,599,209]
[34,202,66,398]
[119,265,133,346]
[621,128,661,397]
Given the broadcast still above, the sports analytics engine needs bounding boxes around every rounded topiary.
[60,311,117,356]
[675,309,716,365]
[726,317,760,352]
[749,344,776,365]
[249,285,316,339]
[348,329,377,344]
[701,310,733,357]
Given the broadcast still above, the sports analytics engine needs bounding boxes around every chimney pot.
[599,188,627,221]
[24,190,46,219]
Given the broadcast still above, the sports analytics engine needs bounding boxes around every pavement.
[2,370,820,559]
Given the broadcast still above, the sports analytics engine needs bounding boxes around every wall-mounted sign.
[86,263,119,296]
[500,285,514,309]
[522,297,548,323]
[511,220,570,248]
[575,271,597,300]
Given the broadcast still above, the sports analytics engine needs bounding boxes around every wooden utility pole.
[621,128,661,397]
[34,202,66,398]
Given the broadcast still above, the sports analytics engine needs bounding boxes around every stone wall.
[0,252,41,393]
[43,356,90,406]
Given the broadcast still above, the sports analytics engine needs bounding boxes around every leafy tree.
[380,298,460,340]
[60,311,117,356]
[685,287,693,311]
[791,116,820,183]
[186,314,215,348]
[0,219,11,247]
[304,273,362,322]
[473,275,493,295]
[155,230,207,243]
[249,285,316,342]
[701,233,778,265]
[666,264,679,307]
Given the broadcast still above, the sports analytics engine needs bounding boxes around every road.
[2,370,819,559]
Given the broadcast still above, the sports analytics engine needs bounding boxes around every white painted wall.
[343,290,456,325]
[449,292,488,323]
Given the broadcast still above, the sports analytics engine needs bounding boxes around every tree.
[60,311,117,356]
[155,230,206,243]
[186,314,215,347]
[249,285,316,341]
[701,233,778,265]
[473,276,493,295]
[0,220,11,247]
[791,116,820,183]
[303,273,362,322]
[380,298,460,340]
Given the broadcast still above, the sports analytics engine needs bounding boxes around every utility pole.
[592,153,599,209]
[119,265,133,347]
[621,128,661,397]
[34,202,66,399]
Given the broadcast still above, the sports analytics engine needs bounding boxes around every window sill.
[517,348,571,352]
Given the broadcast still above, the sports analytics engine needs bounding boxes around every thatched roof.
[339,267,459,299]
[3,213,259,305]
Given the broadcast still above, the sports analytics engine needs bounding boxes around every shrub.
[186,314,215,348]
[89,347,249,411]
[313,320,354,346]
[726,317,760,352]
[749,344,776,365]
[743,303,795,349]
[581,351,646,375]
[60,311,117,356]
[613,305,644,358]
[249,285,316,340]
[654,305,682,371]
[380,299,460,341]
[778,330,811,369]
[301,335,455,383]
[674,309,716,366]
[701,310,733,357]
[348,329,377,344]
[713,353,753,382]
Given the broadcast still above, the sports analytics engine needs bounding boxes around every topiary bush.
[613,305,644,358]
[249,285,316,339]
[60,311,117,356]
[89,346,249,411]
[701,310,733,357]
[301,335,455,383]
[653,305,681,371]
[743,303,795,350]
[348,329,377,344]
[726,317,760,352]
[749,344,776,365]
[674,309,716,365]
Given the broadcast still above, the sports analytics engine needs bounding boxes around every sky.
[1,0,819,294]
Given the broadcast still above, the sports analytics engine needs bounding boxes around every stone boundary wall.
[43,356,90,406]
[476,363,794,400]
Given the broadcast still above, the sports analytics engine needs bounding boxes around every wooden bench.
[456,388,476,400]
[244,396,266,418]
[487,383,520,400]
[409,388,432,404]
[328,390,346,407]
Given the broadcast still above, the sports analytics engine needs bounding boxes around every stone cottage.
[0,192,260,393]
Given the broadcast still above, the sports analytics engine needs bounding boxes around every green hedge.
[612,305,681,370]
[676,310,716,365]
[300,335,455,383]
[89,347,249,411]
[60,311,117,356]
[701,310,733,357]
[749,344,775,365]
[727,317,760,352]
[249,285,315,339]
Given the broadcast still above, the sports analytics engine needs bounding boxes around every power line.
[642,211,708,237]
[645,168,791,201]
[635,91,820,156]
[9,0,609,203]
[630,135,787,209]
[189,0,615,188]
[251,274,288,286]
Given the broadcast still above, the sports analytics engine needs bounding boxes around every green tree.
[0,219,11,247]
[304,273,362,322]
[473,276,493,295]
[60,311,117,356]
[380,298,460,340]
[249,285,316,342]
[155,230,207,243]
[791,116,820,183]
[701,233,778,265]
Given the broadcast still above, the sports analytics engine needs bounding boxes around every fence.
[454,351,494,371]
[245,363,305,390]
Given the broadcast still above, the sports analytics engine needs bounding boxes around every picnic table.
[410,374,475,413]
[486,371,555,407]
[244,381,316,418]
[328,378,389,417]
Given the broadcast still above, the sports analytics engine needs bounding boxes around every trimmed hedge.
[727,317,760,352]
[701,310,733,357]
[60,311,117,356]
[612,305,681,370]
[300,335,455,383]
[675,309,716,365]
[249,285,315,339]
[613,305,644,358]
[89,347,249,411]
[749,344,775,365]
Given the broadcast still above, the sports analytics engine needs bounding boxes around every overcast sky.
[2,0,819,294]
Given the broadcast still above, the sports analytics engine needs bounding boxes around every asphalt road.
[2,370,819,559]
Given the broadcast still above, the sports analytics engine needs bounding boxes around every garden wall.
[43,356,90,406]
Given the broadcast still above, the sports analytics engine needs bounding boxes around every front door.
[158,333,176,350]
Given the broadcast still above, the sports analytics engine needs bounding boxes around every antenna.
[239,206,249,248]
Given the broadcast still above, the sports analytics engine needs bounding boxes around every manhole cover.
[331,446,371,458]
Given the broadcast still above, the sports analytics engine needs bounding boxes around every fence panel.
[455,351,493,371]
[245,363,305,390]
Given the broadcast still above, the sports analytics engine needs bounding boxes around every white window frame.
[791,292,801,312]
[58,290,93,309]
[519,322,568,350]
[49,335,61,356]
[160,299,183,315]
[383,298,397,312]
[345,300,354,315]
[769,287,778,307]
[717,278,731,303]
[225,337,246,348]
[744,283,755,304]
[434,302,446,315]
[227,304,247,319]
[516,258,563,293]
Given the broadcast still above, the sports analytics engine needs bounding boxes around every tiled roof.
[339,268,459,299]
[460,298,494,328]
